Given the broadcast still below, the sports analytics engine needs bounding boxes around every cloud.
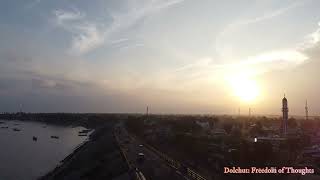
[176,19,320,83]
[175,57,212,72]
[299,21,320,50]
[231,1,304,27]
[182,1,314,80]
[186,49,309,80]
[310,22,320,44]
[0,75,144,113]
[53,0,186,55]
[231,50,309,76]
[53,9,105,55]
[174,50,309,83]
[54,9,85,24]
[215,1,306,61]
[31,78,68,90]
[69,24,105,55]
[110,38,129,45]
[242,50,308,66]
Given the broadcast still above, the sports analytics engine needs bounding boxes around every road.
[115,125,187,180]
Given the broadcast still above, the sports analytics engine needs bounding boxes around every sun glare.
[229,76,260,102]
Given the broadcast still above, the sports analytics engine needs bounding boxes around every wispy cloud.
[215,1,306,61]
[54,9,84,24]
[175,57,212,72]
[299,21,320,50]
[53,0,186,55]
[174,50,308,78]
[232,50,308,75]
[110,38,129,45]
[69,24,105,55]
[230,1,304,27]
[176,19,320,82]
[53,9,105,55]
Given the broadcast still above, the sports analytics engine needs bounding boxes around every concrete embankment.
[39,123,130,180]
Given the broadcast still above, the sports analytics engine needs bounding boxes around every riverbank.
[0,119,87,180]
[0,113,131,180]
[0,113,122,128]
[38,119,130,180]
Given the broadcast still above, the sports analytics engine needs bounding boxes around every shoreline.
[0,113,130,180]
[38,137,91,180]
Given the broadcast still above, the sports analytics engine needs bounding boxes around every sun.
[228,76,260,102]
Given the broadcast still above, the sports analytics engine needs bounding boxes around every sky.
[1,0,320,115]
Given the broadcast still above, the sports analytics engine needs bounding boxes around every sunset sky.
[1,0,320,115]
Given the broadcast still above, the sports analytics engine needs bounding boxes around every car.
[137,153,145,163]
[138,153,144,157]
[139,144,143,147]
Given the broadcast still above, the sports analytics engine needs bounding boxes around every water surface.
[0,120,88,180]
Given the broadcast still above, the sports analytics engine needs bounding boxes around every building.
[282,95,288,136]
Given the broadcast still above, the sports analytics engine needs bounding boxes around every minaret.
[282,95,288,135]
[305,100,309,120]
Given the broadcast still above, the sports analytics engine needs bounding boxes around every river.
[0,120,88,180]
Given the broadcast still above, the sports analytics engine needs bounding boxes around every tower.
[282,95,288,135]
[305,100,309,120]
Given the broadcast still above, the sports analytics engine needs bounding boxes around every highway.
[115,125,187,180]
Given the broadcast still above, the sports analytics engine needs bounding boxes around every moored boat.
[13,128,21,131]
[51,135,59,139]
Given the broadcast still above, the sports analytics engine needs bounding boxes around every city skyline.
[1,0,320,115]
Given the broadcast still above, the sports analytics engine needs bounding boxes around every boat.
[13,128,21,131]
[78,129,91,133]
[1,126,8,129]
[33,136,37,141]
[78,129,91,136]
[51,136,59,139]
